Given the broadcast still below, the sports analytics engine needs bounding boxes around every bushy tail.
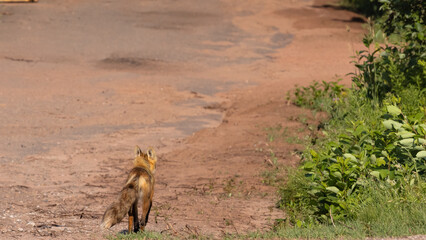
[100,182,138,229]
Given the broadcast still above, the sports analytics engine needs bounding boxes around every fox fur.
[100,146,157,232]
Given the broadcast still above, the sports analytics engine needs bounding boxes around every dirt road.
[0,0,364,238]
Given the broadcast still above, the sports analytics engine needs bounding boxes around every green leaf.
[377,158,386,167]
[418,32,424,41]
[383,120,402,130]
[398,131,415,139]
[336,181,347,189]
[333,172,342,179]
[303,161,315,170]
[370,171,380,178]
[343,153,357,162]
[310,149,318,158]
[326,186,340,194]
[387,105,402,116]
[354,125,366,136]
[375,29,385,42]
[416,151,426,158]
[378,169,389,178]
[400,138,414,147]
[415,22,423,32]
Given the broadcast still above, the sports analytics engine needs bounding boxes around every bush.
[340,0,381,17]
[277,1,426,237]
[352,0,425,103]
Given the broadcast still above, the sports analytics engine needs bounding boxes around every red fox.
[101,146,157,233]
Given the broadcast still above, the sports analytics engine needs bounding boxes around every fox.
[100,146,157,233]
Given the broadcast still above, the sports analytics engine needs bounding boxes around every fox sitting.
[101,146,157,233]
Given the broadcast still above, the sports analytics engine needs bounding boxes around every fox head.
[134,146,157,173]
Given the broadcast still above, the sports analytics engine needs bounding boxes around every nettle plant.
[301,102,425,221]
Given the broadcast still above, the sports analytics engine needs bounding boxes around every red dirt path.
[0,0,366,239]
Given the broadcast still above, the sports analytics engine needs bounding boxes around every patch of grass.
[107,230,170,240]
[261,167,283,187]
[228,181,426,239]
[352,182,426,237]
[265,124,288,142]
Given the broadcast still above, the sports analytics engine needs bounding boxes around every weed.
[264,124,288,142]
[223,177,236,197]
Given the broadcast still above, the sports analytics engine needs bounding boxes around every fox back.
[101,146,157,232]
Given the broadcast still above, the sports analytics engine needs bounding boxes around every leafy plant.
[297,103,425,219]
[351,0,425,103]
[340,0,381,17]
[289,80,346,112]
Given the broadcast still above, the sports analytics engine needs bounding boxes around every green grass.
[106,230,170,240]
[227,181,426,239]
[106,229,213,240]
[352,182,426,237]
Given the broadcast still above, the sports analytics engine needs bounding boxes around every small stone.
[18,228,23,232]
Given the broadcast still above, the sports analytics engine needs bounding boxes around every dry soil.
[0,0,367,239]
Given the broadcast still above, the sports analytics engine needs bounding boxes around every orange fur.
[101,146,157,232]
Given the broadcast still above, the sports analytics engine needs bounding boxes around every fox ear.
[146,147,156,159]
[135,145,143,157]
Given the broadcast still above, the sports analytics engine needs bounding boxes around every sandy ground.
[0,0,368,239]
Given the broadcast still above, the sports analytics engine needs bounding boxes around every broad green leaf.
[414,146,425,151]
[400,138,414,146]
[303,161,315,170]
[385,143,395,151]
[416,151,426,158]
[370,171,380,178]
[377,158,386,167]
[383,120,402,130]
[388,170,395,180]
[308,189,320,196]
[378,169,389,178]
[333,172,342,179]
[398,131,415,139]
[310,149,318,158]
[343,153,357,161]
[336,181,347,189]
[354,125,366,136]
[375,30,384,42]
[386,105,402,116]
[326,186,340,194]
[415,22,423,32]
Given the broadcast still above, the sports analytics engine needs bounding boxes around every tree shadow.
[333,16,366,23]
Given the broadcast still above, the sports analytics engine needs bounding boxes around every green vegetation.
[107,230,170,240]
[340,0,381,17]
[270,0,426,239]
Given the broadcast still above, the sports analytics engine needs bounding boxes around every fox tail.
[100,180,138,229]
